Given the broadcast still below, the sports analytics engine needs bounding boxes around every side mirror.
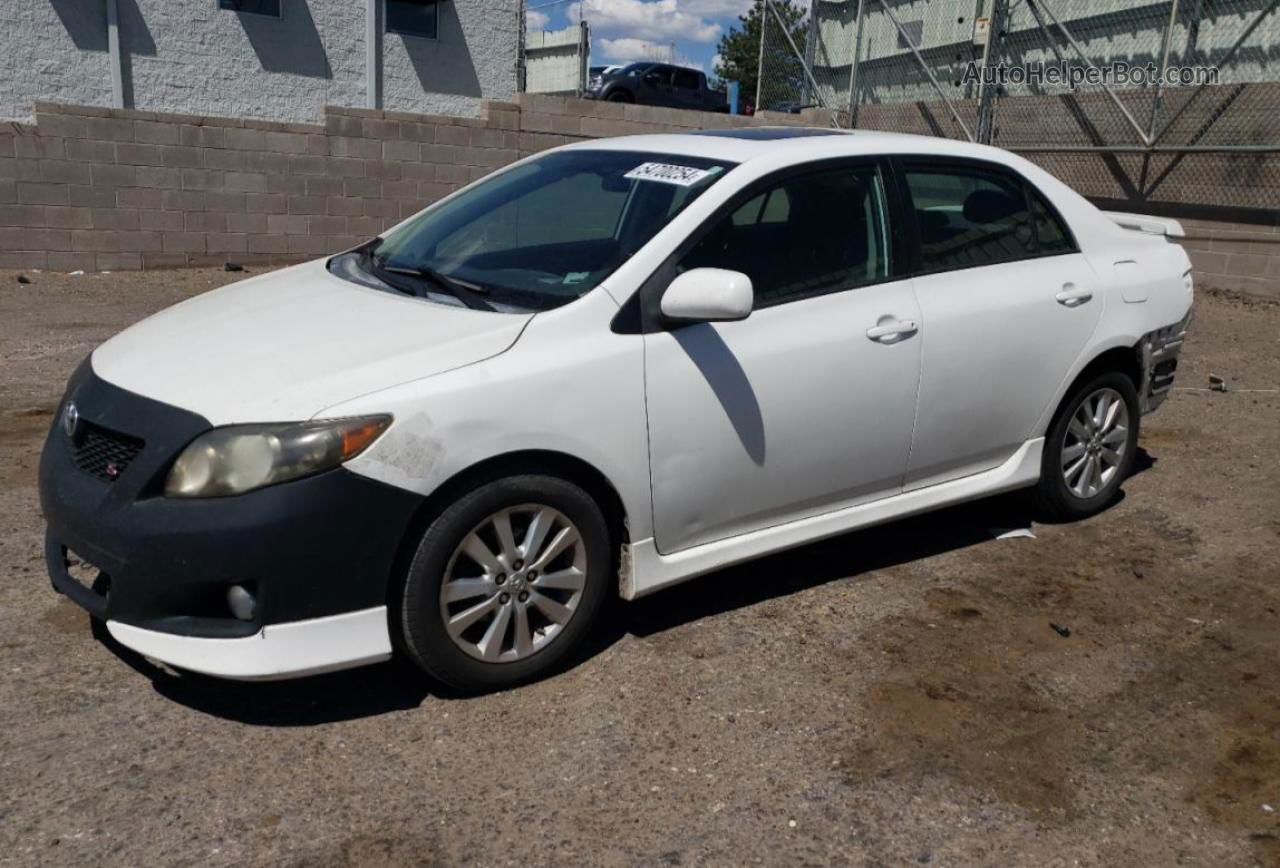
[660,268,753,325]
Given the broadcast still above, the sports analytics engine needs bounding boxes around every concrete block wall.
[0,93,1276,298]
[1176,219,1280,299]
[0,96,823,273]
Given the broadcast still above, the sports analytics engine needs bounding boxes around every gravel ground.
[1,267,1278,868]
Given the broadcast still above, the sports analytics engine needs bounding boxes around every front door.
[643,162,922,553]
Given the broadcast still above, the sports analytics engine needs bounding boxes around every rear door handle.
[866,319,918,342]
[1055,285,1093,307]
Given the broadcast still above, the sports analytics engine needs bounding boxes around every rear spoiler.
[1103,211,1186,239]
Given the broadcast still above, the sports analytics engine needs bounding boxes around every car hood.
[91,259,533,425]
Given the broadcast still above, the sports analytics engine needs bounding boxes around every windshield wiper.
[378,262,496,312]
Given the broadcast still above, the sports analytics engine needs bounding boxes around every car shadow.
[95,450,1155,725]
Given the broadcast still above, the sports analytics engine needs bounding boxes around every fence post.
[976,0,1008,144]
[755,0,768,111]
[516,0,527,94]
[577,20,590,97]
[845,0,865,127]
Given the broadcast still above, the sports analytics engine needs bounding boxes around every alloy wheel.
[1060,386,1130,499]
[438,504,587,663]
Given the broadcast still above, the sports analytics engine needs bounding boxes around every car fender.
[1031,240,1193,436]
[323,288,656,542]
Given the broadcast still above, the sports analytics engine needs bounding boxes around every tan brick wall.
[0,97,821,273]
[1,94,1276,298]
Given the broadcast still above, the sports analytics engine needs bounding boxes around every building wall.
[0,95,1275,297]
[0,97,827,273]
[812,0,1280,107]
[0,1,116,116]
[0,0,518,124]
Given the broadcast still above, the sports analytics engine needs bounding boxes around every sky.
[525,0,758,76]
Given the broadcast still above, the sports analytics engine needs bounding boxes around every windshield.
[349,149,735,312]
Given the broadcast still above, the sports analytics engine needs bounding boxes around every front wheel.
[398,474,612,691]
[1033,371,1140,520]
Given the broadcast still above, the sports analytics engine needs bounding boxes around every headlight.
[165,415,391,498]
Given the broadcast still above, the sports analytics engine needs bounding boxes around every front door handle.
[866,319,918,342]
[1055,284,1093,307]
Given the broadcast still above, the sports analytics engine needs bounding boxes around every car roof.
[559,128,1021,168]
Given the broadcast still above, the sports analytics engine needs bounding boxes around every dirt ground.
[1,266,1277,867]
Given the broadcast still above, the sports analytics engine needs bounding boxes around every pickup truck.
[584,62,728,112]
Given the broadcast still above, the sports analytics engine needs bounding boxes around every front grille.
[73,422,144,483]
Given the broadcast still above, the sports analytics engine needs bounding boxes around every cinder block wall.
[0,97,823,273]
[1,94,1276,298]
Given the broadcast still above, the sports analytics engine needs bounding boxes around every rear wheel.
[1033,371,1140,520]
[399,474,611,691]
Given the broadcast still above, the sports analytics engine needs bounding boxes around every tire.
[1033,370,1141,520]
[606,90,634,103]
[398,474,612,692]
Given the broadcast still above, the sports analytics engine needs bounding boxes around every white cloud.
[599,37,671,62]
[598,38,707,69]
[526,8,550,30]
[576,0,722,43]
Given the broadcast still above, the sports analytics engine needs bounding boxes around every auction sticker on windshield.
[624,162,714,187]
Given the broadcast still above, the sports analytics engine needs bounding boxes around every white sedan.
[40,128,1193,690]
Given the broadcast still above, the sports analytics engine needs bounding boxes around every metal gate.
[758,0,1280,213]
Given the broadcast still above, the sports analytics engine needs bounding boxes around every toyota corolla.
[40,128,1193,690]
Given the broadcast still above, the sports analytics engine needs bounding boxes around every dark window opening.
[646,66,674,86]
[897,20,924,49]
[672,69,700,90]
[904,166,1037,272]
[680,164,891,308]
[1029,188,1074,254]
[387,0,439,39]
[219,0,281,17]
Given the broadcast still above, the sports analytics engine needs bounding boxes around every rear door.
[642,65,678,107]
[897,158,1102,489]
[671,68,703,110]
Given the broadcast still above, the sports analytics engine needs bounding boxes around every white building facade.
[0,0,520,123]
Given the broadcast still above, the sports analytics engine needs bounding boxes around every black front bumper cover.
[39,359,424,637]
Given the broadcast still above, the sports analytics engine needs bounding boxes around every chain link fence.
[756,0,1280,212]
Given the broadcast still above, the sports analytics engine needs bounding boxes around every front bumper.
[40,359,423,679]
[106,607,392,681]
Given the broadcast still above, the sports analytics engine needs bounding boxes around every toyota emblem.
[62,402,80,439]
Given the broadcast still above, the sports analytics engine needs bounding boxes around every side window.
[904,165,1035,272]
[673,69,700,90]
[386,0,439,39]
[1029,188,1074,254]
[647,66,674,86]
[680,164,890,307]
[730,188,790,226]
